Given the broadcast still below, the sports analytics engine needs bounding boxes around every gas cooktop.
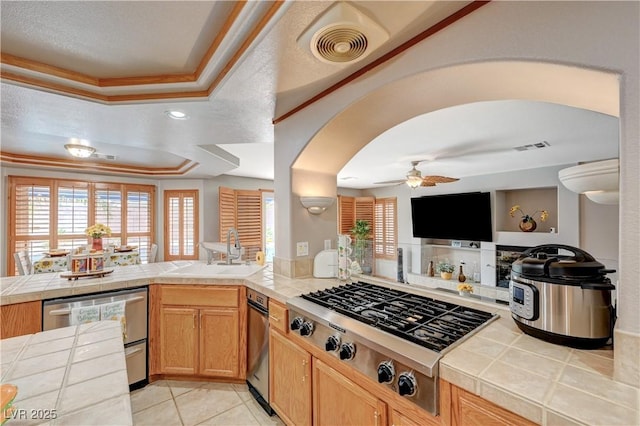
[287,281,498,415]
[301,281,495,353]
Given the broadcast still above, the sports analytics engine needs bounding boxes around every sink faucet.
[226,228,242,265]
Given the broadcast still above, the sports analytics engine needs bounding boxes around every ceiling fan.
[373,160,459,188]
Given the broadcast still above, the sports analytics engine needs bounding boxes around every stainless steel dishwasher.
[246,288,273,416]
[42,286,148,390]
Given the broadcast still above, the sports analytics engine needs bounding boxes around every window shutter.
[338,195,355,234]
[164,190,198,260]
[94,184,123,244]
[354,197,375,233]
[235,190,262,260]
[57,182,89,252]
[126,187,154,262]
[374,197,397,260]
[219,186,236,243]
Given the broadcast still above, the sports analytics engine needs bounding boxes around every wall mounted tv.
[411,191,493,242]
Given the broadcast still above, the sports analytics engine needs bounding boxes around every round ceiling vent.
[313,26,368,63]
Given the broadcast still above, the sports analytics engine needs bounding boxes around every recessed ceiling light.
[165,110,189,120]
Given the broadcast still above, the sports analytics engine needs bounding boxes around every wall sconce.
[558,159,619,204]
[65,143,96,158]
[300,196,335,214]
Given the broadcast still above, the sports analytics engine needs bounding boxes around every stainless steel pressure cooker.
[509,244,616,349]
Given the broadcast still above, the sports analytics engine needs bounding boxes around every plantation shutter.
[164,190,198,260]
[354,197,375,232]
[236,190,263,260]
[57,182,89,252]
[218,187,263,261]
[219,186,236,244]
[126,187,154,263]
[94,183,122,246]
[374,197,397,259]
[338,195,355,234]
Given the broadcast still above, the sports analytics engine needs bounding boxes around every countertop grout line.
[0,334,33,382]
[51,325,82,425]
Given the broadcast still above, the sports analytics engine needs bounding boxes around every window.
[164,190,199,260]
[7,176,156,274]
[218,187,269,262]
[374,197,397,259]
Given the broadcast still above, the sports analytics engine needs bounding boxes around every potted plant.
[350,219,372,274]
[509,205,549,232]
[85,223,112,251]
[436,261,455,280]
[457,283,474,296]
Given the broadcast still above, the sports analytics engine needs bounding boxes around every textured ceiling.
[0,1,619,186]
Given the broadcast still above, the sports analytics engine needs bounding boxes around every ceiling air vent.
[298,2,389,65]
[513,141,551,152]
[90,152,117,161]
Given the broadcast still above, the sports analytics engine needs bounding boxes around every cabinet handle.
[199,312,202,329]
[269,315,280,322]
[302,359,307,366]
[374,411,379,426]
[193,313,196,329]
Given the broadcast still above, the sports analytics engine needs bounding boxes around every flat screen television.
[411,191,492,242]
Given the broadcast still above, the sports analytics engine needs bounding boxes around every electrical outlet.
[296,241,309,256]
[324,239,332,250]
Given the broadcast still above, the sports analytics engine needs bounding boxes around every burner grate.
[301,282,495,352]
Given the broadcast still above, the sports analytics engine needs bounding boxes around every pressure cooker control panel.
[510,281,539,321]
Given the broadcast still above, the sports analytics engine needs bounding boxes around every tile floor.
[130,380,285,426]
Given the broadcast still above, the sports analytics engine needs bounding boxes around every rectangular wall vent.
[90,153,117,160]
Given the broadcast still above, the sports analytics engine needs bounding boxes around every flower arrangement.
[509,205,549,222]
[85,223,112,238]
[436,261,455,274]
[457,283,474,293]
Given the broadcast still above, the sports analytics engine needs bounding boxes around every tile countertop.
[1,263,638,425]
[0,321,131,425]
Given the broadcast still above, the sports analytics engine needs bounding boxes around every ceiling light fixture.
[64,143,96,158]
[165,110,189,120]
[406,175,423,189]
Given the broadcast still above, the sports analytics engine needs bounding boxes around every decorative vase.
[458,265,466,282]
[458,291,471,297]
[427,260,435,277]
[92,237,103,251]
[440,271,453,280]
[519,218,537,232]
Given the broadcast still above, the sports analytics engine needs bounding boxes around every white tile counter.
[1,263,638,425]
[0,321,131,425]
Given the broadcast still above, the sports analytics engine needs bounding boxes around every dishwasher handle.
[47,295,146,316]
[248,298,268,315]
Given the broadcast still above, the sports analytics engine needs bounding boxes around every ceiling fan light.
[406,175,423,188]
[64,143,96,158]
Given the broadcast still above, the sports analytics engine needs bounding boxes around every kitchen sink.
[160,262,267,278]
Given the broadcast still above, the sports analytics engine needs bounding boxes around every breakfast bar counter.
[0,321,131,425]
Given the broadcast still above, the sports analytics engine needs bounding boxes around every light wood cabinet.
[390,409,424,426]
[0,301,42,339]
[313,358,387,426]
[443,380,538,426]
[269,328,312,426]
[157,285,246,380]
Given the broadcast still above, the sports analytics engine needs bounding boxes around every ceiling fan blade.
[422,175,459,184]
[420,181,437,187]
[373,179,406,185]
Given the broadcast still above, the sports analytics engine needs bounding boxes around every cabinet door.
[199,308,240,377]
[452,384,537,426]
[269,329,312,426]
[0,301,41,339]
[160,307,198,375]
[313,358,387,426]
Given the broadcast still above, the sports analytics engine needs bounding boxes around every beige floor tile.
[130,381,173,413]
[133,398,182,426]
[175,383,244,426]
[196,404,260,425]
[168,380,208,397]
[232,383,254,403]
[245,398,284,426]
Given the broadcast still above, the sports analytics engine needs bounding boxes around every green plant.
[350,219,371,268]
[436,261,455,274]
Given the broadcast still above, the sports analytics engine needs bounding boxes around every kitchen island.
[1,262,637,425]
[0,320,131,425]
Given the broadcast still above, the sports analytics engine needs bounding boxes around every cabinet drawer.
[161,286,239,308]
[268,299,288,333]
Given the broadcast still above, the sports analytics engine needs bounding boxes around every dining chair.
[13,250,32,275]
[149,243,158,263]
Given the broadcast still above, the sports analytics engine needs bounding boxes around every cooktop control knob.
[299,321,314,337]
[339,343,356,360]
[325,335,341,352]
[398,372,417,397]
[290,317,304,331]
[377,361,395,384]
